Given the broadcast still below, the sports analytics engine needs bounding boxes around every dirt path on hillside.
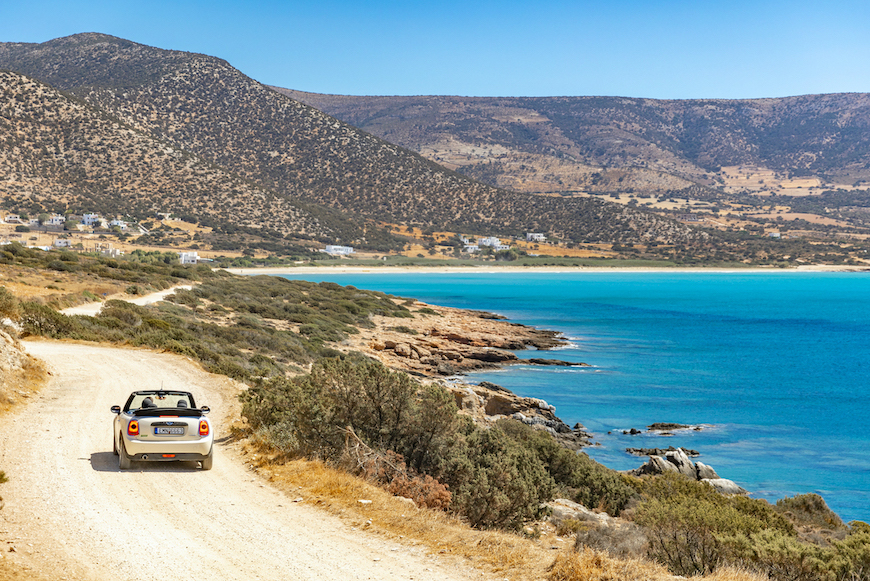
[0,341,481,581]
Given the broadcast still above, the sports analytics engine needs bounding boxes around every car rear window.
[129,393,194,410]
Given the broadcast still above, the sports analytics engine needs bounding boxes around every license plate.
[155,426,184,435]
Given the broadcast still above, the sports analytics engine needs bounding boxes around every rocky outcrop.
[627,446,699,457]
[445,379,592,450]
[527,358,589,367]
[342,300,573,377]
[336,299,592,448]
[627,447,746,495]
[548,498,613,526]
[695,461,720,480]
[703,478,747,495]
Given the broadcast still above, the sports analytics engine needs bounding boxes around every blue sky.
[1,0,868,99]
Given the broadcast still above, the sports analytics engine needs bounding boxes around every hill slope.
[0,33,709,248]
[0,70,359,242]
[276,90,870,195]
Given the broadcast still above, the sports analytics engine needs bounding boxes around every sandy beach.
[224,264,869,276]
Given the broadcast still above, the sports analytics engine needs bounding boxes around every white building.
[464,244,480,253]
[179,251,200,264]
[48,214,66,226]
[4,214,21,223]
[82,213,102,227]
[477,237,510,251]
[54,239,71,248]
[101,248,123,258]
[526,233,546,242]
[323,245,354,256]
[108,219,129,231]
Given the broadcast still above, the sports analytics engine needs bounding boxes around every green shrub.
[444,426,555,530]
[387,325,417,335]
[20,302,80,337]
[0,287,21,320]
[497,419,636,516]
[633,473,794,576]
[775,493,846,530]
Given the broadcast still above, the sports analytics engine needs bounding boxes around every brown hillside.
[0,70,349,241]
[0,33,711,248]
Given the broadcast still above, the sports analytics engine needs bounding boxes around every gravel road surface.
[0,341,480,581]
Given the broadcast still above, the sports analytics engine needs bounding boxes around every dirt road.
[0,341,480,581]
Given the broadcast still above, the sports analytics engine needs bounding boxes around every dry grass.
[241,441,769,581]
[243,446,555,580]
[700,565,769,581]
[548,547,675,581]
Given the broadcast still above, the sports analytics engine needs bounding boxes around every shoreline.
[225,264,870,275]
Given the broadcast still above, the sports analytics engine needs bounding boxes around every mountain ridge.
[274,88,870,193]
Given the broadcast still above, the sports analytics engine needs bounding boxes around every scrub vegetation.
[4,251,869,580]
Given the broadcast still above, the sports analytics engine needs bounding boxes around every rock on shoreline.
[626,447,747,495]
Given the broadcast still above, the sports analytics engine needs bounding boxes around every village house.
[47,214,66,227]
[108,219,129,231]
[53,239,72,248]
[526,233,546,242]
[477,237,510,251]
[82,213,102,227]
[323,245,354,256]
[178,251,200,264]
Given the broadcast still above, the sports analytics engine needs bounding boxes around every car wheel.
[201,448,213,471]
[119,437,132,470]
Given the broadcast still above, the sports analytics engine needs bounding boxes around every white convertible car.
[112,390,213,470]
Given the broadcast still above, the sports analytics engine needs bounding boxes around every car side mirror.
[200,406,210,414]
[111,405,121,414]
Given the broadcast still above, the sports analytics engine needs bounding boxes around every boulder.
[702,478,747,495]
[695,462,719,480]
[548,498,611,526]
[454,387,482,412]
[665,448,697,478]
[632,455,679,476]
[436,362,456,375]
[465,349,517,363]
[394,343,412,358]
[484,393,519,416]
[410,344,430,358]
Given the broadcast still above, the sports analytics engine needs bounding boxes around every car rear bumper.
[123,437,213,458]
[128,451,212,462]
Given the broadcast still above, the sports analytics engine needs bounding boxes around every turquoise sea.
[276,270,870,523]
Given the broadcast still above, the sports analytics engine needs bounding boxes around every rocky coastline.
[338,299,594,449]
[339,298,737,486]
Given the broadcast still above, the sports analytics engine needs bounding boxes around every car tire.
[119,437,132,470]
[201,448,213,471]
[112,434,119,456]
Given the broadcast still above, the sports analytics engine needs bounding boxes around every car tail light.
[199,420,209,436]
[127,419,139,436]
